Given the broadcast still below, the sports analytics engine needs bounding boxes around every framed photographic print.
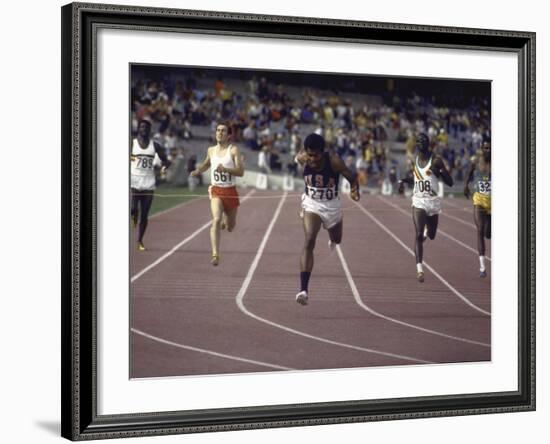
[61,2,535,440]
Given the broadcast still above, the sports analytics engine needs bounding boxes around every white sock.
[416,263,423,273]
[479,256,486,272]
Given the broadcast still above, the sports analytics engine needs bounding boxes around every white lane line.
[378,196,491,261]
[131,328,294,371]
[353,200,491,317]
[442,212,476,229]
[444,199,472,213]
[235,193,433,365]
[404,195,476,228]
[131,189,256,283]
[335,245,490,348]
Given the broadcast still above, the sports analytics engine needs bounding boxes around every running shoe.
[328,239,336,252]
[295,290,308,306]
[479,269,487,278]
[137,242,146,251]
[211,254,220,266]
[417,271,425,283]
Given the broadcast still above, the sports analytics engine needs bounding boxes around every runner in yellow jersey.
[464,136,491,278]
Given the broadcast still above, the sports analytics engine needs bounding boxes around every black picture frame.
[61,2,536,440]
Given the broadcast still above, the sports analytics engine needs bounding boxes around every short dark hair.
[216,121,232,134]
[415,132,430,150]
[304,133,325,152]
[138,119,152,128]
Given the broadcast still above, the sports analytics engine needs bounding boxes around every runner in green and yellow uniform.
[464,136,491,278]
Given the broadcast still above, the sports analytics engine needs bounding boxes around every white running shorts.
[412,195,442,216]
[301,193,343,229]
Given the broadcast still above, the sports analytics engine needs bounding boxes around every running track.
[130,189,491,378]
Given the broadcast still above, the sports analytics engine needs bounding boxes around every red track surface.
[130,189,491,378]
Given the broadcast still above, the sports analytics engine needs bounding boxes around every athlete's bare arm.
[191,147,212,176]
[295,149,308,166]
[463,156,477,199]
[430,156,454,187]
[153,141,172,170]
[398,162,415,190]
[330,153,360,201]
[216,145,245,177]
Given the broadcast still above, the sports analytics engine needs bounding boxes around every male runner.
[191,123,244,266]
[130,119,171,251]
[464,136,491,277]
[399,133,453,282]
[294,133,360,305]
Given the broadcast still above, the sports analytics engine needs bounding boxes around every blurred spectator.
[258,145,271,174]
[214,77,224,97]
[187,153,201,189]
[131,69,490,186]
[243,122,259,150]
[273,132,289,154]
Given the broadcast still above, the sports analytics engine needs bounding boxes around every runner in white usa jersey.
[293,133,359,306]
[398,133,453,282]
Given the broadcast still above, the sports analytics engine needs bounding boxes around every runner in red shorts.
[191,123,244,265]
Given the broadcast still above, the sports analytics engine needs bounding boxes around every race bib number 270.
[307,187,336,201]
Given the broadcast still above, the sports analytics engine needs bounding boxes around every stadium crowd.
[131,70,490,189]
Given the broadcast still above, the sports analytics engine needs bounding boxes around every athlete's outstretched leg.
[474,206,488,256]
[412,207,428,282]
[209,198,224,265]
[412,207,428,263]
[224,207,238,232]
[297,212,322,305]
[474,206,489,277]
[130,190,139,228]
[425,214,439,240]
[137,192,154,249]
[327,219,343,250]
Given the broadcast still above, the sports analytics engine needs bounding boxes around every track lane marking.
[131,189,255,283]
[444,199,474,213]
[235,192,434,365]
[131,328,294,370]
[353,200,491,317]
[378,196,491,261]
[436,199,478,228]
[335,245,490,347]
[442,212,476,229]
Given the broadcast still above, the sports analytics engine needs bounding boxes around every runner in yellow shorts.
[464,136,491,278]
